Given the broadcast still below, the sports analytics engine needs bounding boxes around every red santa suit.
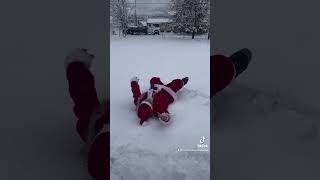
[131,77,184,125]
[211,48,252,97]
[211,55,235,97]
[65,48,108,180]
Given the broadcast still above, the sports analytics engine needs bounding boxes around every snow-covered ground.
[110,35,210,180]
[212,0,320,179]
[212,83,320,179]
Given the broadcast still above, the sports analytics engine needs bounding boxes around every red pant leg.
[137,103,153,125]
[165,79,184,93]
[66,62,100,141]
[131,81,141,106]
[211,55,235,97]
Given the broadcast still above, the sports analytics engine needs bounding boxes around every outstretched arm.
[131,76,141,105]
[66,48,100,141]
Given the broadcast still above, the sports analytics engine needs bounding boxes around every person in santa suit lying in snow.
[131,76,189,125]
[63,47,251,179]
[65,48,109,180]
[211,48,252,97]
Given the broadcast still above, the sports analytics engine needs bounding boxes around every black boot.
[182,77,189,85]
[229,48,252,78]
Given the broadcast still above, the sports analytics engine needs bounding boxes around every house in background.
[147,18,173,33]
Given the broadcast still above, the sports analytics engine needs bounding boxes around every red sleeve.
[211,55,235,97]
[66,62,100,140]
[131,81,141,105]
[165,79,184,93]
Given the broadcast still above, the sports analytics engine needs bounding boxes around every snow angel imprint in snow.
[130,76,189,126]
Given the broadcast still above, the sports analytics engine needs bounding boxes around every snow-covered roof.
[140,21,147,26]
[168,11,176,16]
[128,25,138,28]
[147,18,173,24]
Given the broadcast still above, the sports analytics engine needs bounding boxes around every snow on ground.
[213,82,320,179]
[110,35,210,180]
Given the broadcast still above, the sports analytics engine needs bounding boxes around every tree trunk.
[192,6,197,39]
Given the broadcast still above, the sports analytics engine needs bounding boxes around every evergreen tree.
[170,0,209,39]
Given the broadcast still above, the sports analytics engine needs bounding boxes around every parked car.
[147,23,160,35]
[126,24,148,35]
[124,21,161,35]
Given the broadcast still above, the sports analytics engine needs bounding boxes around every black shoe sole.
[230,48,252,78]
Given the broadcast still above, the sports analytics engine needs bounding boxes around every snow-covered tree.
[170,0,209,39]
[111,0,130,36]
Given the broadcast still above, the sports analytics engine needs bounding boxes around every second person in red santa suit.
[131,76,189,125]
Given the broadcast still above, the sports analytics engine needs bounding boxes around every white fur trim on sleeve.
[140,100,153,110]
[130,76,139,82]
[154,84,178,101]
[65,48,93,69]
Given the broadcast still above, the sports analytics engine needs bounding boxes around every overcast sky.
[127,0,171,16]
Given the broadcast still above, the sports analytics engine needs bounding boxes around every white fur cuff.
[65,48,94,69]
[130,76,139,82]
[154,84,178,101]
[140,100,153,110]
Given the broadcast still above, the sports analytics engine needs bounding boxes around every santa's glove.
[65,48,95,69]
[130,76,139,83]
